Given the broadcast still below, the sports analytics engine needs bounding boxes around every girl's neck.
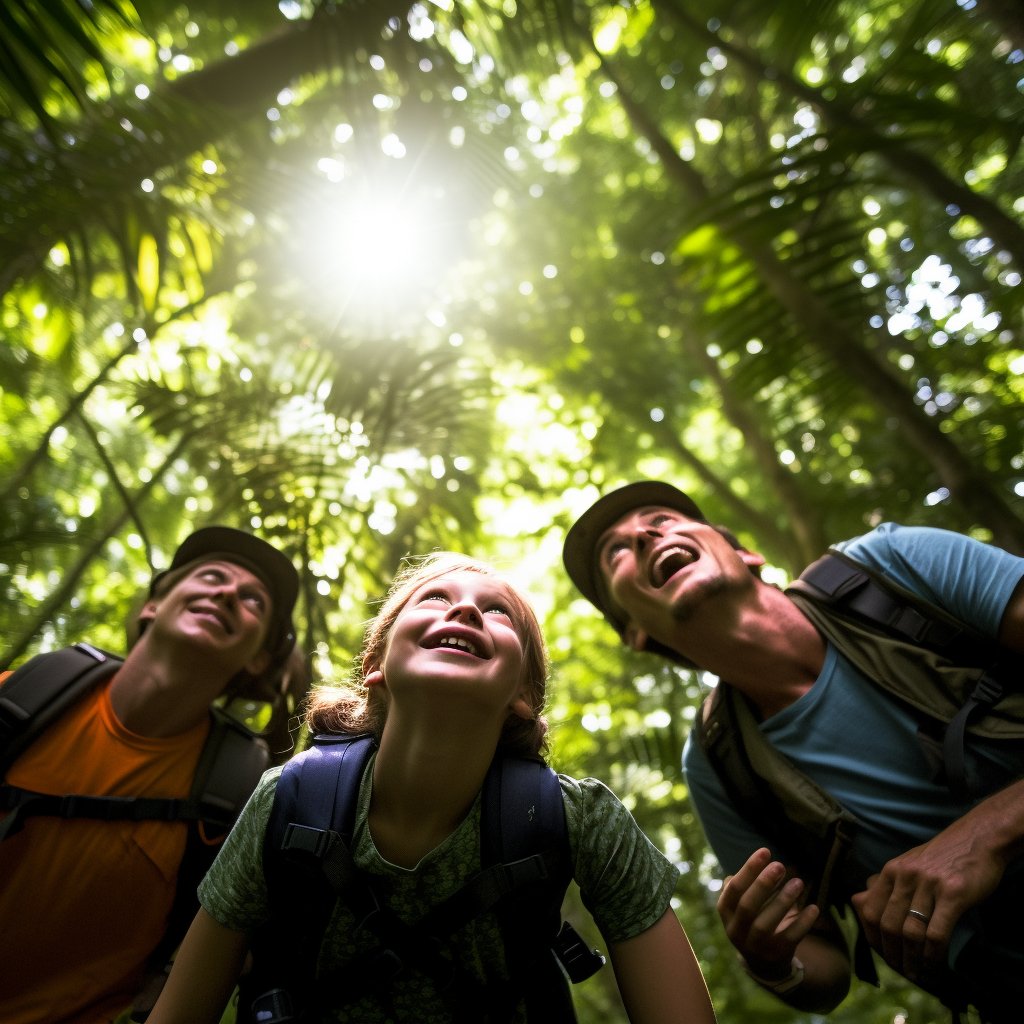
[368,715,501,868]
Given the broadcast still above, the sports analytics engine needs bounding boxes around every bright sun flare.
[290,180,460,332]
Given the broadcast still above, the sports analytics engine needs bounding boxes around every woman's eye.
[420,591,450,605]
[486,604,511,617]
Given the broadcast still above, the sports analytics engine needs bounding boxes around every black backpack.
[0,642,270,975]
[242,733,605,1024]
[695,549,1023,987]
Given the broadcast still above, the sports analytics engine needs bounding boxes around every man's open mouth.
[650,546,698,588]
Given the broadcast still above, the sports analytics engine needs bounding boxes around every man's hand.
[850,809,1009,986]
[717,847,819,977]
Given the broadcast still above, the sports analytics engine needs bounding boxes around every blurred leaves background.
[2,1,1021,1021]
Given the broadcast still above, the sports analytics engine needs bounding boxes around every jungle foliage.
[2,1,1021,1021]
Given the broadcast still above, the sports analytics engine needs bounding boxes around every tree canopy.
[2,1,1021,1021]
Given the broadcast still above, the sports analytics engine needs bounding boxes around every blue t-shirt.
[683,523,1024,968]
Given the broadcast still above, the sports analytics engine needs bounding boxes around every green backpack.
[696,547,1023,918]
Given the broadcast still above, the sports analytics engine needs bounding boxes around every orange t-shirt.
[0,674,210,1024]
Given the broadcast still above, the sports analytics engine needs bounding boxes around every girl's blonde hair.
[304,553,550,758]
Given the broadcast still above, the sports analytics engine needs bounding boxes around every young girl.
[150,553,717,1024]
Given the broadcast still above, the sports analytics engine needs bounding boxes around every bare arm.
[998,574,1024,653]
[717,847,850,1012]
[147,908,249,1024]
[608,907,717,1024]
[851,777,1024,987]
[847,576,1024,986]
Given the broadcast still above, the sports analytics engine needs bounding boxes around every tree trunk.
[594,50,1024,553]
[691,342,827,567]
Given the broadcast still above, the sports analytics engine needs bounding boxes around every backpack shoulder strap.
[789,549,990,659]
[189,707,271,835]
[244,733,376,1023]
[268,732,375,866]
[695,684,878,985]
[788,549,1024,796]
[695,682,861,909]
[479,755,594,1022]
[149,710,271,972]
[0,643,122,774]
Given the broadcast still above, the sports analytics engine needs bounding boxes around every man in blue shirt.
[563,481,1024,1023]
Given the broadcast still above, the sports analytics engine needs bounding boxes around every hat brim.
[562,481,706,624]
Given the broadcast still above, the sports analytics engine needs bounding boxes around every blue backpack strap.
[481,756,602,1021]
[271,733,374,860]
[245,733,376,1023]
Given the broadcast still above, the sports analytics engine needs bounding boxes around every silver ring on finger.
[907,908,930,925]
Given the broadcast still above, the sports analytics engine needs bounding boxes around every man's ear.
[365,668,385,688]
[622,623,649,652]
[740,549,766,570]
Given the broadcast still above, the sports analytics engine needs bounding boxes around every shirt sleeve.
[559,774,679,943]
[198,766,282,932]
[835,522,1024,635]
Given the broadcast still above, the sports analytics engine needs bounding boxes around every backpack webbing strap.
[790,549,1021,796]
[942,673,1007,803]
[794,551,978,655]
[697,684,879,986]
[0,710,269,840]
[697,684,863,909]
[0,644,121,773]
[0,786,196,840]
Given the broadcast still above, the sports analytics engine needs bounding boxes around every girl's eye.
[485,604,511,617]
[420,591,451,605]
